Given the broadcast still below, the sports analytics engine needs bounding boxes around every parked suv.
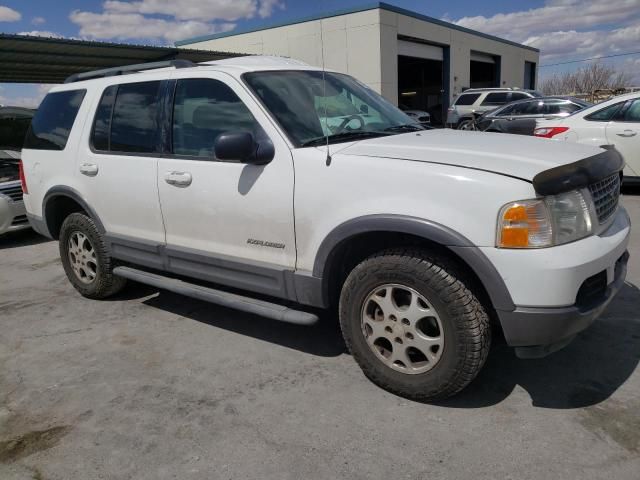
[22,57,630,400]
[446,88,542,129]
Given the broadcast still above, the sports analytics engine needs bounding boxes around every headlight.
[497,189,593,248]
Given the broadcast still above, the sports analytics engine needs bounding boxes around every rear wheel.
[59,212,126,299]
[457,119,475,130]
[339,249,491,401]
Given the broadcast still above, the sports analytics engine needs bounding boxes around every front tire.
[59,212,126,299]
[339,249,491,401]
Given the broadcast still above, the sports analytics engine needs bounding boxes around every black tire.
[339,249,491,401]
[457,119,474,130]
[59,212,127,299]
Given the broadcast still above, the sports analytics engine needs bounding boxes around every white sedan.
[534,91,640,184]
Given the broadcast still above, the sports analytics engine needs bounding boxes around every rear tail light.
[19,160,28,194]
[534,126,569,138]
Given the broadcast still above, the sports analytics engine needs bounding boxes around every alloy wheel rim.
[67,231,98,284]
[360,283,444,374]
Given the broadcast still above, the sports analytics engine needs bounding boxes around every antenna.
[319,7,331,166]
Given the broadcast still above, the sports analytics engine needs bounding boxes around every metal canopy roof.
[0,34,240,84]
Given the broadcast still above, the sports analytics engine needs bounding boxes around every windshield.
[243,70,421,147]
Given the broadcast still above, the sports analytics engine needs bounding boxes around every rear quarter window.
[24,90,86,150]
[454,93,481,106]
[481,92,510,106]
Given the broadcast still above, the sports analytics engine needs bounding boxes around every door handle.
[616,130,637,137]
[164,171,192,187]
[79,163,99,176]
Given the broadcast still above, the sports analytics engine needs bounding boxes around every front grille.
[11,214,28,226]
[588,174,620,224]
[0,183,23,202]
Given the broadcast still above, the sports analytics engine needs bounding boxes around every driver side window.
[172,78,262,158]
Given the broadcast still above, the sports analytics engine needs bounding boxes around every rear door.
[156,71,296,297]
[77,78,167,255]
[606,99,640,177]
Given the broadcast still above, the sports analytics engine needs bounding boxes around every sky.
[0,0,639,106]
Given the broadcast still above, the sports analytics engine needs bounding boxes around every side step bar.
[113,266,319,326]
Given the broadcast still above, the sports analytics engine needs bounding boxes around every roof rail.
[64,59,195,84]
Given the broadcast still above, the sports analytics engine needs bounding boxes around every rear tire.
[457,119,474,130]
[59,212,127,299]
[339,248,491,401]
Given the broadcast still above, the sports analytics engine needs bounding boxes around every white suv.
[21,57,630,400]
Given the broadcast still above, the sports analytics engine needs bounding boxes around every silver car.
[0,106,34,235]
[446,88,541,129]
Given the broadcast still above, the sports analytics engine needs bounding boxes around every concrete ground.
[1,194,639,480]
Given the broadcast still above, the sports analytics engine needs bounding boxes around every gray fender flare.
[42,185,105,237]
[312,214,515,312]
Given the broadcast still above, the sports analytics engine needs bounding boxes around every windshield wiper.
[384,123,425,132]
[300,130,389,147]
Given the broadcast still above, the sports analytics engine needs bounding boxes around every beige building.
[177,2,539,125]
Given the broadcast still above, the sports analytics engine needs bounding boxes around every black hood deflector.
[532,147,624,196]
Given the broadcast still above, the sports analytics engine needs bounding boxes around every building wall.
[183,10,385,93]
[181,8,540,106]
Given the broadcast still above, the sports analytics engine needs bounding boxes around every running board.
[113,266,319,326]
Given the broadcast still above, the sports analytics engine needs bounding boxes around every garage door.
[397,40,443,61]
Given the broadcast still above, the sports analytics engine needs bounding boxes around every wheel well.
[324,231,497,321]
[44,195,87,239]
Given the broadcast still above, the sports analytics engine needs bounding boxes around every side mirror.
[214,132,274,165]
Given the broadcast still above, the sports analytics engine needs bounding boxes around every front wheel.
[339,249,491,401]
[59,212,127,299]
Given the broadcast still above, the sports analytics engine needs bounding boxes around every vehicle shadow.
[142,290,347,358]
[0,228,50,249]
[127,280,638,408]
[437,281,640,409]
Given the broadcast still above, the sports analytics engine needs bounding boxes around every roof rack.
[64,59,195,84]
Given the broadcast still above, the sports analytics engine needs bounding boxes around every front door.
[157,73,296,297]
[606,99,640,177]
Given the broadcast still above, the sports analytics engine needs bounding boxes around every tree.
[539,62,633,96]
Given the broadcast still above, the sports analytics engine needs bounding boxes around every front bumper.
[484,206,631,358]
[0,192,29,235]
[501,251,628,358]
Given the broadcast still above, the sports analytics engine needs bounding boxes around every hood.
[338,129,603,182]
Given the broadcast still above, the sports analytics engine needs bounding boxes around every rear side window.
[454,93,480,106]
[585,102,624,122]
[481,92,510,106]
[111,81,162,153]
[91,81,162,153]
[91,85,117,151]
[510,92,530,101]
[24,90,85,150]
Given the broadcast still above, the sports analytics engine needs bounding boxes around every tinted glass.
[586,102,624,121]
[622,100,640,122]
[91,85,117,151]
[244,71,414,146]
[24,90,85,150]
[172,78,261,157]
[110,81,161,153]
[454,93,481,105]
[481,92,510,105]
[509,101,541,115]
[510,92,530,101]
